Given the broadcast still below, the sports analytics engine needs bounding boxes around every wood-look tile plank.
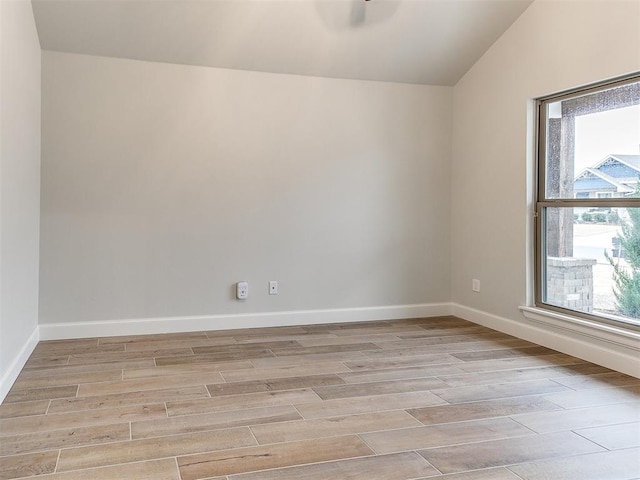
[0,423,129,456]
[542,385,640,409]
[3,385,78,404]
[56,427,256,472]
[77,371,224,397]
[508,447,640,480]
[339,364,464,384]
[296,334,402,347]
[155,350,274,366]
[390,318,467,327]
[207,326,308,338]
[431,379,570,404]
[327,320,403,328]
[67,349,193,366]
[433,468,524,479]
[27,458,181,480]
[451,346,558,362]
[191,341,301,355]
[391,326,492,338]
[177,435,374,479]
[327,326,430,336]
[270,343,382,356]
[576,422,640,450]
[552,371,640,390]
[32,345,125,360]
[377,318,438,327]
[0,450,58,480]
[167,388,322,417]
[23,356,70,368]
[360,417,533,454]
[0,403,166,436]
[294,391,446,419]
[47,386,209,414]
[124,336,239,352]
[251,410,421,444]
[31,339,96,353]
[375,334,504,350]
[17,359,156,378]
[36,338,99,349]
[132,405,301,439]
[397,332,511,343]
[407,396,563,425]
[404,316,474,327]
[299,326,359,334]
[249,351,366,368]
[407,330,511,338]
[31,343,123,357]
[11,370,122,391]
[455,354,583,373]
[361,339,531,359]
[234,334,338,344]
[207,374,345,397]
[512,403,640,433]
[123,360,254,380]
[343,354,462,372]
[437,366,575,388]
[418,431,604,474]
[0,400,49,420]
[39,337,101,345]
[302,321,398,333]
[98,331,209,344]
[313,377,447,400]
[546,362,614,376]
[228,451,438,480]
[221,362,350,383]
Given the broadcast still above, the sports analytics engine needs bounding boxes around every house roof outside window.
[574,154,640,197]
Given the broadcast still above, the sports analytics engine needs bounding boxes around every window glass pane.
[544,81,640,200]
[543,206,640,326]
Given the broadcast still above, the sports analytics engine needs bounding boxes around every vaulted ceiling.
[31,0,533,85]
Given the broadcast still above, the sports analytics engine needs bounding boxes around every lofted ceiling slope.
[31,0,533,86]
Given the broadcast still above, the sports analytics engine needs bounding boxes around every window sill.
[519,306,640,351]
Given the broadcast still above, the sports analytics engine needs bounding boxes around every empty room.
[1,0,639,478]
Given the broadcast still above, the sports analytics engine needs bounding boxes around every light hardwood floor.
[1,316,639,479]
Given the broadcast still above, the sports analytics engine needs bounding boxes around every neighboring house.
[573,154,640,198]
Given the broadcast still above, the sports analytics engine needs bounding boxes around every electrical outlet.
[269,280,278,295]
[236,281,248,300]
[472,279,481,293]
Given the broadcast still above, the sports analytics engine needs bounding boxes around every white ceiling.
[31,0,533,86]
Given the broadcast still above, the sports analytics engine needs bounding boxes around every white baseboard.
[39,303,453,340]
[0,327,40,404]
[452,303,640,379]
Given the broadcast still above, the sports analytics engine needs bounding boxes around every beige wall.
[40,52,452,325]
[0,0,41,396]
[452,2,639,319]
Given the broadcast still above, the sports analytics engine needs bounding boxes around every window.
[536,75,640,328]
